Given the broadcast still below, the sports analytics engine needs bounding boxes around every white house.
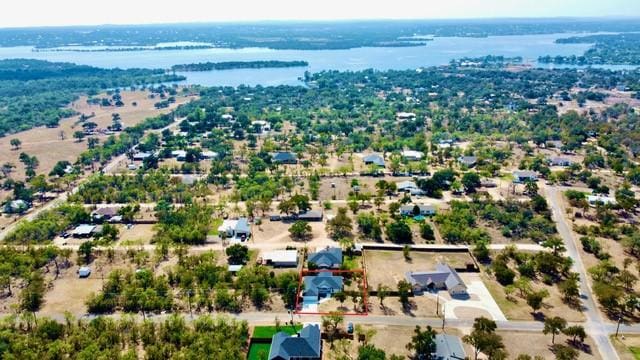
[218,218,251,242]
[588,195,617,206]
[262,250,298,267]
[396,112,416,121]
[401,150,425,161]
[251,120,271,133]
[513,170,538,183]
[400,204,436,216]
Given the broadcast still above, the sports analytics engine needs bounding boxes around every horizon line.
[2,15,640,31]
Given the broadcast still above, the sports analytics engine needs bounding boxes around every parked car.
[347,322,354,334]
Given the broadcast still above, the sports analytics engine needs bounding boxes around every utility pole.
[441,303,446,331]
[616,308,623,338]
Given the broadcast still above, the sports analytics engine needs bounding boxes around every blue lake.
[0,33,635,87]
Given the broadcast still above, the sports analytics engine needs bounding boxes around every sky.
[2,0,640,28]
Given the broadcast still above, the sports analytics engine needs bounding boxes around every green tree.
[357,344,386,360]
[397,280,412,309]
[289,221,312,241]
[385,220,413,244]
[462,172,481,193]
[327,207,352,240]
[406,325,436,359]
[225,244,249,265]
[543,316,567,344]
[10,138,21,150]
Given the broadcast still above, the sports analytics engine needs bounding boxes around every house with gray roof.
[363,153,385,167]
[397,180,419,192]
[268,324,321,360]
[218,218,251,242]
[434,334,466,360]
[406,263,467,296]
[547,156,573,167]
[457,156,478,167]
[272,152,298,164]
[303,272,344,298]
[307,247,342,269]
[297,209,324,222]
[513,170,538,183]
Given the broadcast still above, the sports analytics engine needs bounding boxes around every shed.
[263,250,298,267]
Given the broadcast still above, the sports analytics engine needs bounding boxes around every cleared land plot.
[117,224,156,245]
[497,331,602,360]
[0,91,192,189]
[482,272,585,322]
[363,250,474,289]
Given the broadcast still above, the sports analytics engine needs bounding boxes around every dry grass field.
[496,331,602,360]
[363,250,475,289]
[612,335,640,360]
[0,90,193,189]
[482,272,585,322]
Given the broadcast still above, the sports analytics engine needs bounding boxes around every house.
[396,112,416,121]
[303,272,344,298]
[588,195,617,206]
[480,180,497,188]
[298,209,324,222]
[548,157,573,167]
[513,170,538,183]
[397,180,419,192]
[307,247,342,269]
[132,152,152,161]
[400,204,436,216]
[201,151,218,160]
[251,120,271,133]
[546,140,564,149]
[263,250,298,267]
[401,150,424,161]
[171,150,187,161]
[268,324,322,360]
[3,199,29,214]
[71,224,98,238]
[221,114,234,122]
[363,153,385,167]
[218,218,251,242]
[457,156,477,167]
[406,263,467,296]
[272,152,298,165]
[78,266,91,278]
[92,207,119,221]
[434,334,466,360]
[228,264,243,273]
[437,139,455,149]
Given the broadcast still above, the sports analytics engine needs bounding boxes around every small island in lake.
[171,60,309,72]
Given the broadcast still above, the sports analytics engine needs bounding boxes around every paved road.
[544,185,619,360]
[36,310,640,336]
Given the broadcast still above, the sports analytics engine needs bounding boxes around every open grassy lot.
[497,331,601,359]
[612,335,640,360]
[363,249,475,289]
[482,272,585,322]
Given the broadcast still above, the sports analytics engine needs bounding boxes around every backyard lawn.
[252,324,302,339]
[247,343,271,360]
